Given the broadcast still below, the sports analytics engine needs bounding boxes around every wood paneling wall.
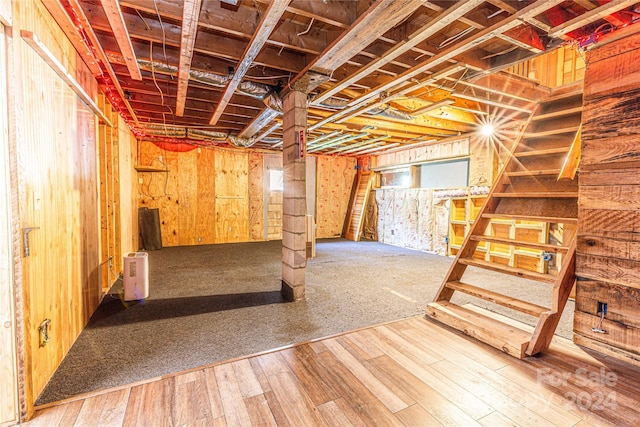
[0,22,19,426]
[316,156,357,238]
[138,143,354,245]
[7,0,104,412]
[507,45,586,87]
[575,32,640,366]
[98,96,138,290]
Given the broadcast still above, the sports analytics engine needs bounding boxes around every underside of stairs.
[427,84,582,359]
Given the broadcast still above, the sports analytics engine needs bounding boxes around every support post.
[281,90,307,301]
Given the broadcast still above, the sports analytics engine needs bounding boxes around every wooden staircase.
[427,85,582,359]
[345,171,375,241]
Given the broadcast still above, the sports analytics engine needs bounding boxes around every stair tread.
[524,126,580,138]
[470,235,569,252]
[532,106,583,121]
[445,281,550,317]
[458,257,556,283]
[541,88,583,104]
[426,301,531,359]
[493,192,578,198]
[482,213,577,223]
[513,147,569,157]
[505,169,562,177]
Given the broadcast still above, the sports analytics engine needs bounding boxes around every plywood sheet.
[315,156,356,238]
[195,148,216,244]
[248,152,264,241]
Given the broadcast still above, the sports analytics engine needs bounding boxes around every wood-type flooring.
[26,315,640,426]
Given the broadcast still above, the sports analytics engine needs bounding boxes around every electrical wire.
[296,18,315,36]
[152,0,171,77]
[134,8,151,31]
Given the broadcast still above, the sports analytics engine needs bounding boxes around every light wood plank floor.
[26,315,640,426]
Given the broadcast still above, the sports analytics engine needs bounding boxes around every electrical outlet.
[198,237,202,242]
[39,319,51,347]
[597,301,608,315]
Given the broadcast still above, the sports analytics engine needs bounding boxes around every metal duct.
[227,135,257,148]
[368,106,413,120]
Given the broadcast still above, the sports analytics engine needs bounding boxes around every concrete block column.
[281,90,307,301]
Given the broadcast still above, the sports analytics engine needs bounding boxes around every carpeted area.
[36,239,574,405]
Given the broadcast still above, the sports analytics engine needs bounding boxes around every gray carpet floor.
[36,238,574,405]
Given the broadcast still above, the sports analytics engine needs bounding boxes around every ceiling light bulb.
[481,124,494,136]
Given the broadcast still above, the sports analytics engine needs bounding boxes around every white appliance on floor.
[123,252,149,301]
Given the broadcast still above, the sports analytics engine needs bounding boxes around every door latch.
[22,227,39,257]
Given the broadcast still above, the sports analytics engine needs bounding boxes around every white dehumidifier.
[123,252,149,301]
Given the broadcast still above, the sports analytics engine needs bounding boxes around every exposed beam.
[309,0,561,132]
[85,4,306,73]
[176,0,203,116]
[21,30,113,126]
[209,0,291,125]
[410,99,456,117]
[291,0,428,90]
[325,64,465,127]
[351,143,401,156]
[573,0,629,28]
[326,135,391,154]
[313,0,484,105]
[484,0,551,32]
[548,0,638,38]
[355,0,564,106]
[99,0,141,80]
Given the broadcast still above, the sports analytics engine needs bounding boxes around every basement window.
[419,159,469,189]
[269,169,284,191]
[380,167,412,188]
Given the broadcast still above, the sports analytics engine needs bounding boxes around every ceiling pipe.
[108,52,416,127]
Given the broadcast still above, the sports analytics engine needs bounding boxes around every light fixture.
[481,124,495,136]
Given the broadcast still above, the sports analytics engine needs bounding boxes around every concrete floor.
[36,239,574,405]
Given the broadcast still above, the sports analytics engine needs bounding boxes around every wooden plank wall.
[0,22,18,426]
[316,156,357,238]
[138,143,354,245]
[575,32,640,366]
[97,96,137,290]
[7,0,105,411]
[506,44,586,87]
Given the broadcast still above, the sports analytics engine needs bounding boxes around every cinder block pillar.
[281,90,307,301]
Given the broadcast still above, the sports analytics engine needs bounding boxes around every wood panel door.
[0,23,19,426]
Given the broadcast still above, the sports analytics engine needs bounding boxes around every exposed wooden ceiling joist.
[313,0,484,105]
[175,0,203,117]
[99,0,142,80]
[548,0,638,38]
[209,0,291,125]
[70,0,640,152]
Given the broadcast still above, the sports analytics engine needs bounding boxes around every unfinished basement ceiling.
[51,0,640,153]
